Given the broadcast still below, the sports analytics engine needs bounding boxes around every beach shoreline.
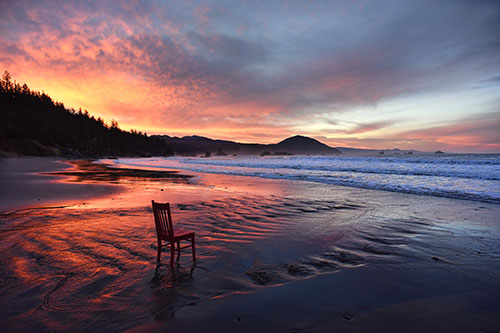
[1,157,499,332]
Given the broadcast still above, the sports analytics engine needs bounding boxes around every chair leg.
[170,242,175,266]
[157,240,162,262]
[191,236,196,261]
[177,240,181,259]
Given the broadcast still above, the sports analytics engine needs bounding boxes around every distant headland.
[155,134,342,157]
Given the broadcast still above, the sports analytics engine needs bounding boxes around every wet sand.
[1,158,499,332]
[0,158,119,212]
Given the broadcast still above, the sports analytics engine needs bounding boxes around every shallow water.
[1,160,499,331]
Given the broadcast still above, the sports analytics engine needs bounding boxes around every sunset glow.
[1,0,499,152]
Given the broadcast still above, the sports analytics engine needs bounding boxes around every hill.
[157,134,341,156]
[157,135,261,156]
[273,135,341,154]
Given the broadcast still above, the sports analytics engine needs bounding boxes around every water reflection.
[0,186,364,330]
[150,263,196,320]
[49,159,193,184]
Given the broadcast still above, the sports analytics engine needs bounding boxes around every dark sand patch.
[48,159,193,183]
[0,157,118,212]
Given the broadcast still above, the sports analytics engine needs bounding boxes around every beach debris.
[287,263,316,276]
[307,257,338,269]
[246,263,287,285]
[325,250,365,266]
[343,313,354,321]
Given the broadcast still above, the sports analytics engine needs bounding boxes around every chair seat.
[174,229,195,238]
[158,229,195,241]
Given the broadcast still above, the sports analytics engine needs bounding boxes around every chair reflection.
[152,262,196,284]
[150,262,196,320]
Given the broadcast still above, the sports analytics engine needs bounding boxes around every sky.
[1,0,500,152]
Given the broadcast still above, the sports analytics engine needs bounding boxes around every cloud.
[316,111,500,153]
[0,0,499,151]
[479,75,500,85]
[398,111,500,147]
[344,121,395,135]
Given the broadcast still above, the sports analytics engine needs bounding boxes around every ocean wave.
[105,155,500,204]
[177,156,500,181]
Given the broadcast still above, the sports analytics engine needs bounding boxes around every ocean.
[104,153,500,204]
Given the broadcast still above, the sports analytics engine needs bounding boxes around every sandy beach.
[1,157,499,332]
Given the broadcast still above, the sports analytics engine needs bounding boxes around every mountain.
[156,134,341,156]
[157,135,262,156]
[274,135,340,155]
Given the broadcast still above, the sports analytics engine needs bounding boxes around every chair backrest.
[152,200,174,240]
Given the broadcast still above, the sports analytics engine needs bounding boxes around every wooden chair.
[152,200,196,266]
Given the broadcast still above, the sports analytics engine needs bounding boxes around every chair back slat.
[152,201,174,240]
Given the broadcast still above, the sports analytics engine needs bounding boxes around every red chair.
[152,200,196,266]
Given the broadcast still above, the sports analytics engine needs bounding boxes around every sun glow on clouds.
[1,0,499,152]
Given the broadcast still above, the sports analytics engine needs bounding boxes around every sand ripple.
[1,192,499,331]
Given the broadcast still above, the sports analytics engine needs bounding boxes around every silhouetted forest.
[0,71,172,157]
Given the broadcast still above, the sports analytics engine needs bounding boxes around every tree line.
[0,71,173,157]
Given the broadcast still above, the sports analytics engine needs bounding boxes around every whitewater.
[104,154,500,204]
